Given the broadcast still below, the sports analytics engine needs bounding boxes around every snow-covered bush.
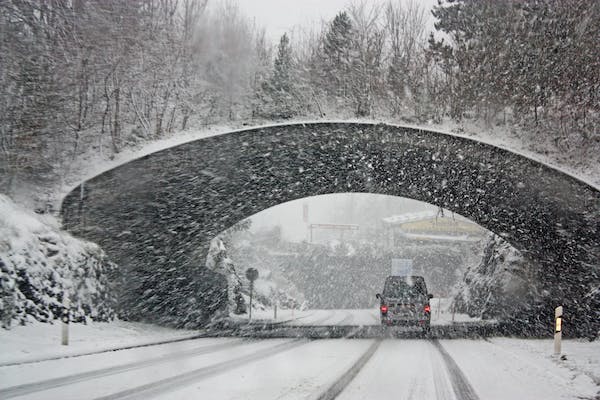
[452,234,536,319]
[205,237,246,315]
[205,235,303,317]
[453,234,600,338]
[0,195,116,328]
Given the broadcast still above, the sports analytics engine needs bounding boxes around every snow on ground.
[430,297,491,325]
[228,307,307,324]
[240,301,483,327]
[0,338,292,400]
[2,336,596,400]
[0,301,483,367]
[490,337,600,387]
[0,319,200,365]
[338,340,455,400]
[0,336,238,389]
[441,338,600,400]
[153,339,373,400]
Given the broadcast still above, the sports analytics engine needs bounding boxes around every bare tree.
[348,1,386,117]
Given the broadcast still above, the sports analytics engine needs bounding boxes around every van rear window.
[383,278,426,298]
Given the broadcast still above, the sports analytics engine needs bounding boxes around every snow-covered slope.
[452,234,535,321]
[0,195,116,328]
[205,236,303,319]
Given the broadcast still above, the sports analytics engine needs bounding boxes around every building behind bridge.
[381,210,487,248]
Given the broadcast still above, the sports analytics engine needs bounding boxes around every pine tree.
[259,33,298,119]
[321,12,354,98]
[273,33,293,93]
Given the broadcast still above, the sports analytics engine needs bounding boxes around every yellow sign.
[400,218,484,234]
[555,317,562,333]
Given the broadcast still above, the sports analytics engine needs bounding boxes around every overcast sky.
[236,0,439,44]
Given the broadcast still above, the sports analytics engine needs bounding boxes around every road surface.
[241,300,486,327]
[1,334,597,400]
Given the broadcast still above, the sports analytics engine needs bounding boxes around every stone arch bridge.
[61,123,599,332]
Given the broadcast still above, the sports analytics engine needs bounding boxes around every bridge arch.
[61,122,600,328]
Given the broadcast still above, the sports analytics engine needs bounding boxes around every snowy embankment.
[442,338,600,399]
[0,195,115,327]
[453,234,532,322]
[0,319,200,366]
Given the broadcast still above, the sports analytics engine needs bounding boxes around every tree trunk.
[112,86,120,153]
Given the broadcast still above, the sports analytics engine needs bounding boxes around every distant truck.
[376,275,433,335]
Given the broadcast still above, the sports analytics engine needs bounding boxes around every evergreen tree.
[273,33,293,93]
[321,12,354,99]
[259,33,299,119]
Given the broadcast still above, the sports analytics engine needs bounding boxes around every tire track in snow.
[315,339,382,400]
[93,339,308,400]
[432,340,480,400]
[0,339,247,399]
[429,342,456,400]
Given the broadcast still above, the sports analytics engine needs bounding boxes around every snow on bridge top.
[59,120,600,210]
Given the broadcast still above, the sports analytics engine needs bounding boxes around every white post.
[554,306,563,356]
[61,294,70,346]
[248,281,253,323]
[273,301,277,320]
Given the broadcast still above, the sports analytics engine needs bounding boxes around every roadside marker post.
[554,306,563,355]
[61,294,70,346]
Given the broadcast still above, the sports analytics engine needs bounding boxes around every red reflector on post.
[380,305,388,313]
[424,305,431,313]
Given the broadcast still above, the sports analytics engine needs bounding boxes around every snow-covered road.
[1,336,597,400]
[243,301,484,327]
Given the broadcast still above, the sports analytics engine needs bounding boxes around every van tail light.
[424,304,431,313]
[380,305,388,314]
